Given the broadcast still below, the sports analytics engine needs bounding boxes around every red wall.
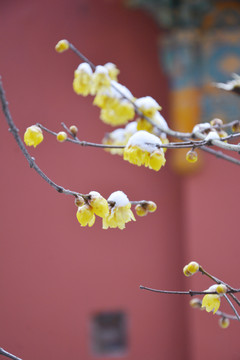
[0,1,239,360]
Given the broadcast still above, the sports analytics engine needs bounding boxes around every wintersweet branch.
[0,79,150,211]
[139,285,240,296]
[223,294,240,321]
[37,123,213,150]
[0,348,22,360]
[66,41,240,165]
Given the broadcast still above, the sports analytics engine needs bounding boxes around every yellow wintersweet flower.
[73,63,93,96]
[202,294,220,314]
[104,62,120,81]
[102,128,126,155]
[102,191,136,230]
[136,111,168,135]
[91,65,111,95]
[94,81,135,125]
[55,39,69,53]
[24,125,43,148]
[201,284,226,314]
[89,191,109,218]
[183,261,199,276]
[102,122,137,155]
[100,99,135,126]
[76,204,95,227]
[123,130,166,171]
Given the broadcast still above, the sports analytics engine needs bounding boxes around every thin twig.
[0,348,22,360]
[139,285,239,296]
[223,294,240,321]
[200,146,240,166]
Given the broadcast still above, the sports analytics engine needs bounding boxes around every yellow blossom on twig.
[24,125,43,148]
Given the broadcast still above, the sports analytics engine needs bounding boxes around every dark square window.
[91,311,127,356]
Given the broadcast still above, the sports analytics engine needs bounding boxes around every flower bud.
[57,131,67,142]
[75,196,85,207]
[135,204,148,217]
[189,298,202,309]
[70,125,78,136]
[186,149,198,163]
[218,130,228,139]
[183,261,199,277]
[210,118,223,127]
[219,317,230,329]
[55,39,69,53]
[216,284,227,294]
[146,201,157,213]
[232,121,240,132]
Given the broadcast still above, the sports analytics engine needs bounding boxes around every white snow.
[135,96,160,110]
[125,121,137,134]
[111,80,134,100]
[89,191,101,198]
[95,65,109,75]
[108,128,126,142]
[204,131,220,141]
[215,73,240,91]
[152,111,169,131]
[126,130,163,153]
[108,191,130,208]
[193,122,211,134]
[76,62,93,74]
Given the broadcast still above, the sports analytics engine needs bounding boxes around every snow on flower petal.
[123,130,166,171]
[102,191,135,230]
[73,63,93,96]
[91,65,111,95]
[135,96,161,118]
[104,62,120,81]
[89,191,109,218]
[24,125,43,148]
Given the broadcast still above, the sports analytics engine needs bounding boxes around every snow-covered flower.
[73,63,93,96]
[94,82,135,125]
[100,99,135,126]
[102,121,138,155]
[24,125,43,148]
[201,284,227,314]
[123,130,166,171]
[91,65,111,94]
[102,191,135,230]
[135,96,161,118]
[104,62,120,81]
[88,191,109,218]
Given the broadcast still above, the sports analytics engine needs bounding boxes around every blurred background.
[0,0,239,359]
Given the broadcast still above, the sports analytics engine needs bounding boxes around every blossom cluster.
[75,190,136,230]
[183,261,232,328]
